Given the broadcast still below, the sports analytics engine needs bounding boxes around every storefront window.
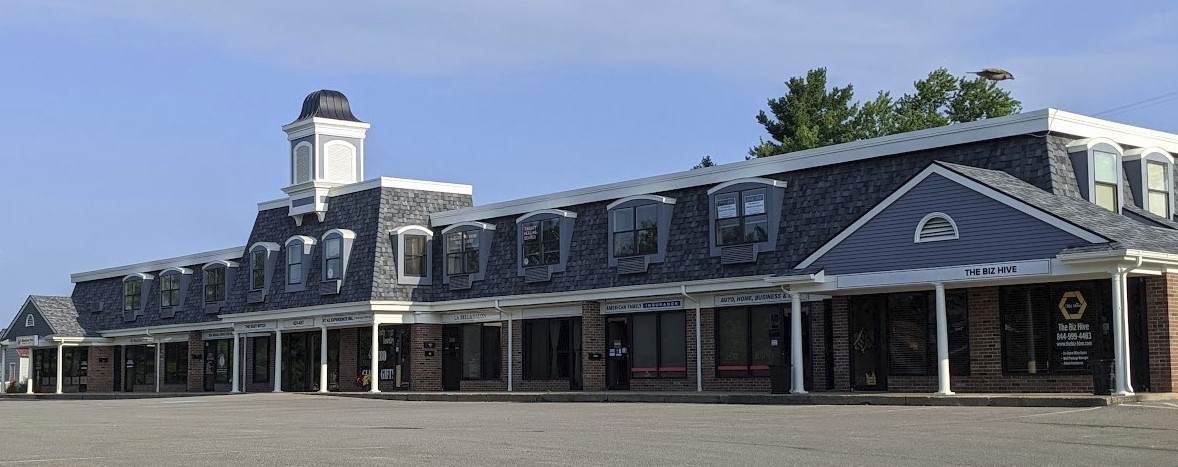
[253,337,270,383]
[524,318,580,380]
[630,312,686,378]
[1001,282,1105,375]
[129,345,155,385]
[62,347,88,387]
[715,306,779,377]
[359,326,411,388]
[206,340,231,384]
[163,342,189,384]
[462,324,501,380]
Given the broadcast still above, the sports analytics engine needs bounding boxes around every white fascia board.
[429,110,1054,226]
[282,118,371,139]
[1048,109,1178,154]
[258,197,288,211]
[1124,147,1175,164]
[71,246,245,283]
[328,177,474,198]
[100,321,232,338]
[215,301,414,323]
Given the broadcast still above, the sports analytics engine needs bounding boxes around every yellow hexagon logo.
[1058,291,1087,320]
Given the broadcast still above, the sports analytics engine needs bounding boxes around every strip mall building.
[4,90,1178,396]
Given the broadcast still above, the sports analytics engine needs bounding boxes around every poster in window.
[716,200,738,219]
[743,193,765,216]
[522,222,539,241]
[1053,290,1094,371]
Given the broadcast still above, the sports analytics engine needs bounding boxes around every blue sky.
[1,1,1176,327]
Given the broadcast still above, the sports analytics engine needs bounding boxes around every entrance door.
[849,296,888,391]
[606,317,630,390]
[204,340,230,391]
[281,332,323,392]
[441,325,463,391]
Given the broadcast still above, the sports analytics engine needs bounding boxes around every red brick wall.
[831,297,851,391]
[806,301,828,391]
[409,324,442,391]
[186,332,203,392]
[581,301,606,391]
[1146,275,1178,392]
[88,346,114,392]
[338,327,361,391]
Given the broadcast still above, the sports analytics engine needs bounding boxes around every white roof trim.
[795,164,1108,269]
[913,212,959,243]
[606,195,677,210]
[101,321,233,338]
[249,242,281,253]
[1124,147,1175,164]
[392,225,434,236]
[706,177,788,195]
[330,176,473,197]
[516,209,577,223]
[258,198,288,211]
[285,235,317,246]
[430,109,1178,226]
[440,221,496,234]
[122,273,154,281]
[202,260,240,270]
[322,228,357,241]
[159,267,193,276]
[71,246,243,283]
[1066,137,1124,154]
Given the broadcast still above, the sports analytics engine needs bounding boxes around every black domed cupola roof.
[294,89,362,123]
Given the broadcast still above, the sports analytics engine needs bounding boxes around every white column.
[507,314,514,392]
[273,330,283,393]
[1111,270,1132,395]
[934,283,954,395]
[1,344,6,384]
[370,323,380,393]
[155,343,161,393]
[230,333,241,393]
[55,343,64,394]
[789,292,806,394]
[319,326,329,393]
[25,352,33,394]
[118,344,126,393]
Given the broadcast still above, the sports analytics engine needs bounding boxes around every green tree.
[692,155,715,169]
[747,67,1021,160]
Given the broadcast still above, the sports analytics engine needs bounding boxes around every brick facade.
[1145,274,1178,392]
[87,346,114,392]
[409,324,442,391]
[581,301,606,391]
[186,332,204,392]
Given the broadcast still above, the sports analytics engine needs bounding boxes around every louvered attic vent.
[915,213,959,243]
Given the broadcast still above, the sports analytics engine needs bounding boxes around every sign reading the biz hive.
[1054,290,1094,370]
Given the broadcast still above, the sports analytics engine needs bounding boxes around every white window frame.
[1068,138,1125,213]
[321,229,356,282]
[25,315,34,327]
[284,236,316,292]
[292,141,314,184]
[121,273,153,316]
[392,225,434,286]
[913,212,960,243]
[1124,147,1175,220]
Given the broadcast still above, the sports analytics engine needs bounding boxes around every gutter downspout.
[496,300,512,392]
[681,285,702,392]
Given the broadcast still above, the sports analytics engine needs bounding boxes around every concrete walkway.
[5,390,1176,407]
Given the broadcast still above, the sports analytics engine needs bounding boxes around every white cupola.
[280,90,371,225]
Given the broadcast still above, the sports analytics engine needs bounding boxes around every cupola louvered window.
[325,142,355,182]
[294,144,312,184]
[914,213,958,243]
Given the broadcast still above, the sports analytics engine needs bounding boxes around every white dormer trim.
[606,195,677,210]
[914,212,960,243]
[322,229,357,241]
[441,221,497,234]
[516,209,577,223]
[250,242,281,253]
[285,235,317,247]
[1124,147,1175,164]
[159,267,193,276]
[122,273,154,282]
[393,225,435,236]
[706,177,788,195]
[202,260,240,270]
[1066,137,1125,154]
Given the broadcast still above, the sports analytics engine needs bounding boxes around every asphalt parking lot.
[2,394,1177,466]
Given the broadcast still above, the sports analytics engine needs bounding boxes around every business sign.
[836,259,1051,288]
[317,314,372,327]
[202,330,234,341]
[602,299,684,314]
[1058,291,1087,320]
[1054,290,1094,370]
[15,336,38,347]
[283,318,317,330]
[234,322,276,333]
[715,291,792,307]
[442,311,498,324]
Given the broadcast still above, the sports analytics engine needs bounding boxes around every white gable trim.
[795,164,1108,269]
[606,195,676,210]
[706,177,788,195]
[4,298,59,336]
[440,221,496,234]
[392,225,434,237]
[516,209,577,223]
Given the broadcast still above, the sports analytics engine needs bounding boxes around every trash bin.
[769,364,788,394]
[1091,359,1114,395]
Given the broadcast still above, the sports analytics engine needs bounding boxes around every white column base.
[935,390,956,396]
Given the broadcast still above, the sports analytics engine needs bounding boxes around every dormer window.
[204,267,226,302]
[440,221,495,290]
[606,195,676,274]
[707,178,787,264]
[251,249,266,290]
[246,242,280,303]
[392,226,434,285]
[320,229,356,295]
[1068,138,1124,213]
[157,267,192,318]
[1124,147,1174,219]
[516,210,576,283]
[122,273,153,322]
[284,236,316,292]
[914,213,959,243]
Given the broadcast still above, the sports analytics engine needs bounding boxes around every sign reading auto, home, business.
[317,314,373,327]
[602,299,684,314]
[715,291,793,307]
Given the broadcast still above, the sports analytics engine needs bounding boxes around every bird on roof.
[970,68,1014,81]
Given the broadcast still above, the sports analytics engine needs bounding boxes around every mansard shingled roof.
[938,162,1178,254]
[27,295,97,337]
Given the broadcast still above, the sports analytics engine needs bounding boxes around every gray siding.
[811,173,1089,275]
[5,303,55,338]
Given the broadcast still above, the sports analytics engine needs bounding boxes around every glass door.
[606,317,630,390]
[441,325,463,391]
[849,296,888,391]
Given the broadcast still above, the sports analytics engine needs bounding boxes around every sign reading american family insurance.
[602,299,684,314]
[836,259,1052,288]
